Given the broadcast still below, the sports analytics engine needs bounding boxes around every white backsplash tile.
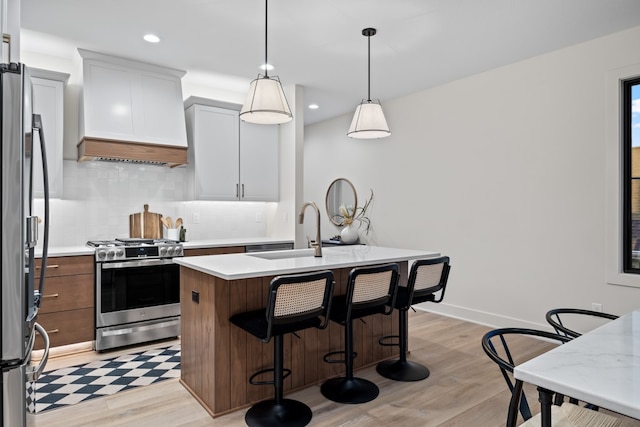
[34,160,268,247]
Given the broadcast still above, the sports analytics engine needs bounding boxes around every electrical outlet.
[255,212,263,223]
[192,212,200,224]
[591,303,603,312]
[282,212,288,223]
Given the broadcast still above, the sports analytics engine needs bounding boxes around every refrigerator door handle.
[25,322,49,382]
[26,215,38,248]
[32,113,49,309]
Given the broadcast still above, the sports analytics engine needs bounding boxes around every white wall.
[304,25,640,330]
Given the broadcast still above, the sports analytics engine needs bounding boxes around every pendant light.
[240,0,292,125]
[347,28,391,139]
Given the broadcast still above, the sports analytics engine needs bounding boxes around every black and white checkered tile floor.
[28,344,180,413]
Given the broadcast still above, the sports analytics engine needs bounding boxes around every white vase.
[340,223,359,244]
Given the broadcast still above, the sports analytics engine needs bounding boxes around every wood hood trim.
[77,137,188,168]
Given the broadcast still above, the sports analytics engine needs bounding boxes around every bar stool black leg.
[320,319,379,404]
[376,308,430,381]
[245,335,312,427]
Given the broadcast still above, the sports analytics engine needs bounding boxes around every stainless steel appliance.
[1,63,51,427]
[88,238,183,351]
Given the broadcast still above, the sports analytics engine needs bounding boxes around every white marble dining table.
[514,309,640,427]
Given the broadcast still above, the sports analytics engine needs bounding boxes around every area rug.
[28,344,180,414]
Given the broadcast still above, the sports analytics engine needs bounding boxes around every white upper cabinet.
[31,68,69,199]
[78,49,187,148]
[186,104,239,200]
[185,98,279,202]
[239,121,279,201]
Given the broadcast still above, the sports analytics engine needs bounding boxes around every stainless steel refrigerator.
[1,63,51,427]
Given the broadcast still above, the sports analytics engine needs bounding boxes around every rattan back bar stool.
[229,270,335,427]
[320,263,399,404]
[376,256,451,381]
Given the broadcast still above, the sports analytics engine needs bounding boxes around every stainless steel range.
[88,238,183,351]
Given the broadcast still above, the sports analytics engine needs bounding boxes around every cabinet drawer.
[35,307,94,349]
[35,255,94,277]
[38,274,94,314]
[183,246,245,257]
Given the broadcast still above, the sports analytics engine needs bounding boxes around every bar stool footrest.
[320,377,379,404]
[376,359,430,382]
[323,350,357,364]
[249,367,292,386]
[245,398,312,427]
[378,334,400,347]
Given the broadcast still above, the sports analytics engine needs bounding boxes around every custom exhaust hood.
[77,49,188,167]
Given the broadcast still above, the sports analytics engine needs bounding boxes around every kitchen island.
[174,245,439,417]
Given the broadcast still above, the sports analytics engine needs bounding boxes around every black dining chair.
[321,263,399,404]
[481,328,636,427]
[545,308,618,339]
[230,270,335,427]
[376,256,451,381]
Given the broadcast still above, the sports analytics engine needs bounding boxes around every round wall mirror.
[325,178,358,226]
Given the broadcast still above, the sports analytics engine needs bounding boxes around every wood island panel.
[180,262,405,417]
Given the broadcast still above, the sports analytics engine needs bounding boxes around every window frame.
[622,77,640,274]
[606,63,640,288]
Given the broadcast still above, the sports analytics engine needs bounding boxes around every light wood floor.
[34,311,555,427]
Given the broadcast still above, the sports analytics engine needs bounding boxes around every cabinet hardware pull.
[43,293,59,299]
[47,329,60,334]
[241,184,245,198]
[36,264,59,269]
[236,184,239,197]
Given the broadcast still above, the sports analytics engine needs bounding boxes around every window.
[623,77,640,273]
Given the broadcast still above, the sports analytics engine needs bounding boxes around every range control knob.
[115,249,124,258]
[97,250,106,260]
[107,250,115,259]
[174,247,183,256]
[166,247,175,256]
[159,247,168,257]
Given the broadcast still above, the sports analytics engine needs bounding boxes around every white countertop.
[174,245,440,280]
[37,237,294,258]
[37,246,94,257]
[182,237,293,249]
[514,309,640,420]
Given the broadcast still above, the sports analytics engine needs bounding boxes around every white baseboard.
[414,302,552,331]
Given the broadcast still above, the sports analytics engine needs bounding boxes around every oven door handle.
[100,258,178,269]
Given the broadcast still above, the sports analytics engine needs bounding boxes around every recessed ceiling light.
[260,63,274,71]
[308,104,319,110]
[143,34,160,43]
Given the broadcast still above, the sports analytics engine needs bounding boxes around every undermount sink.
[248,248,317,260]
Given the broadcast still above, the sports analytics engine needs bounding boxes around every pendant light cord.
[367,32,371,101]
[362,28,377,101]
[264,0,269,78]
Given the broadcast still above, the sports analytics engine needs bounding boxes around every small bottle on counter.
[179,226,186,242]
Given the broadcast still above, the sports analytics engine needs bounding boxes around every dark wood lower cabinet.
[34,255,94,350]
[35,307,94,349]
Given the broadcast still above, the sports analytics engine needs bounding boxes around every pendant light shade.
[348,100,390,139]
[240,75,292,124]
[348,28,390,139]
[240,0,292,125]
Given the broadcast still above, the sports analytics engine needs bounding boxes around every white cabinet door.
[187,105,239,200]
[185,100,280,202]
[239,121,279,201]
[32,75,66,199]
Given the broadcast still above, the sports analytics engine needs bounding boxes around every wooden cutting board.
[129,204,163,239]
